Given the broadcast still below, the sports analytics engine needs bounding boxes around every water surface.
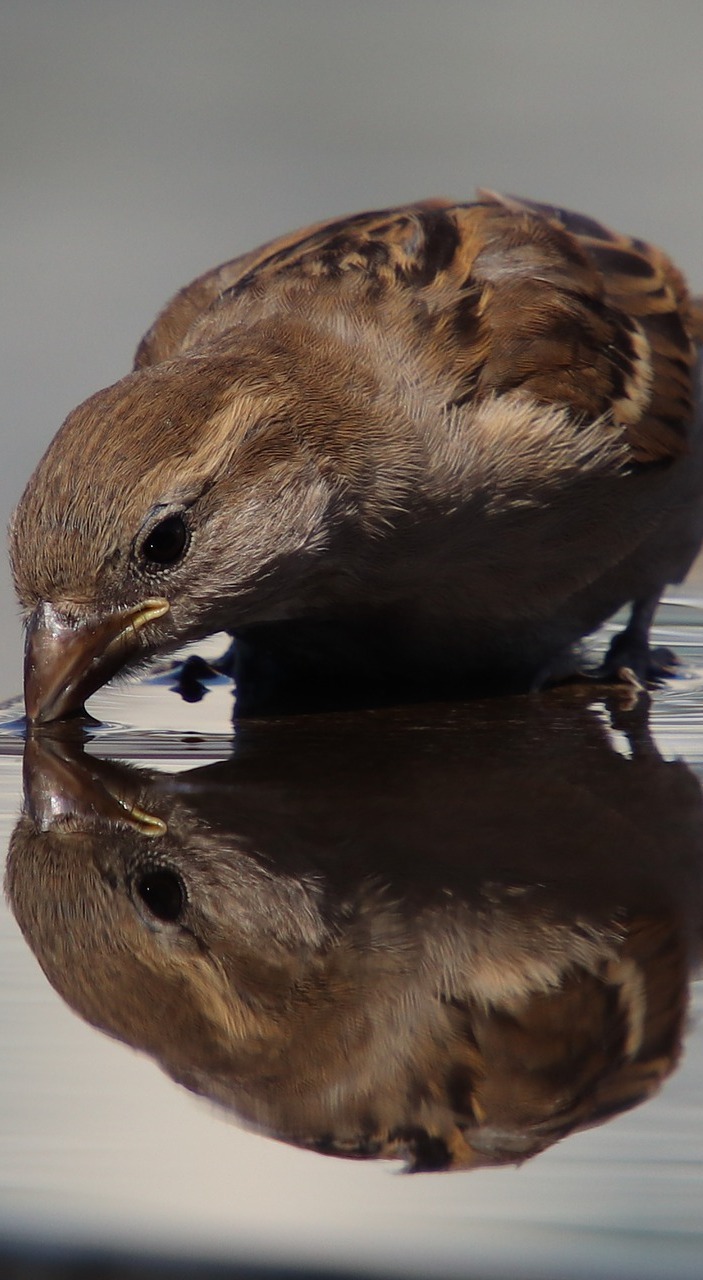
[1,612,703,1280]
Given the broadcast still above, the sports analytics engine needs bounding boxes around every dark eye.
[134,867,186,922]
[141,514,189,568]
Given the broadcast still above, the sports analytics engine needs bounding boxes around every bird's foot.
[644,645,680,680]
[585,634,677,711]
[595,592,679,695]
[172,655,218,703]
[533,604,678,711]
[600,632,679,690]
[171,641,236,703]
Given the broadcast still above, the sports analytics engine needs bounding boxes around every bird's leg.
[172,624,366,715]
[170,622,395,714]
[601,593,678,687]
[227,623,380,716]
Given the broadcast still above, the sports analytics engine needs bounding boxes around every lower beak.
[24,598,170,724]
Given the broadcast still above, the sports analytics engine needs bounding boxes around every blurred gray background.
[2,0,703,699]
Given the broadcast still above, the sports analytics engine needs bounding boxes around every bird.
[7,696,699,1171]
[10,190,703,722]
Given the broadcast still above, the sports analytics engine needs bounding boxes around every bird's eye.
[134,867,186,923]
[141,514,189,568]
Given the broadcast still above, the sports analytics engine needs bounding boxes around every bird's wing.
[475,191,698,464]
[133,199,457,369]
[136,193,699,466]
[133,213,356,370]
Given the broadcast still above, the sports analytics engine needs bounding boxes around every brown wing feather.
[134,199,458,367]
[136,192,698,467]
[133,214,357,367]
[477,191,697,463]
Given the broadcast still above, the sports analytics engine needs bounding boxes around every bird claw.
[646,645,681,679]
[171,647,236,703]
[600,641,679,690]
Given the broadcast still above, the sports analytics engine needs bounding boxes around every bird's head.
[11,327,373,723]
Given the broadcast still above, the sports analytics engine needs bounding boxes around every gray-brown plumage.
[10,192,703,720]
[7,697,702,1171]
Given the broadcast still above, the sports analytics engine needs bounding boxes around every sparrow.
[8,696,698,1170]
[10,191,703,722]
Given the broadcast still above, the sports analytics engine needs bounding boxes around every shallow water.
[0,609,702,1280]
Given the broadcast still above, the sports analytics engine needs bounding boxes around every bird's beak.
[23,733,167,835]
[24,598,171,724]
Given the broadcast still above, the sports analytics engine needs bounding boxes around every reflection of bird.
[7,696,703,1170]
[11,192,703,721]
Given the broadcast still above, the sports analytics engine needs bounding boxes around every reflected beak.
[24,598,170,724]
[23,733,167,835]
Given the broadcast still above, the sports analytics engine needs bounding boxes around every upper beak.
[23,732,167,835]
[24,598,170,724]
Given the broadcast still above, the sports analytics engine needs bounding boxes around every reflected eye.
[134,867,186,923]
[141,514,189,568]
